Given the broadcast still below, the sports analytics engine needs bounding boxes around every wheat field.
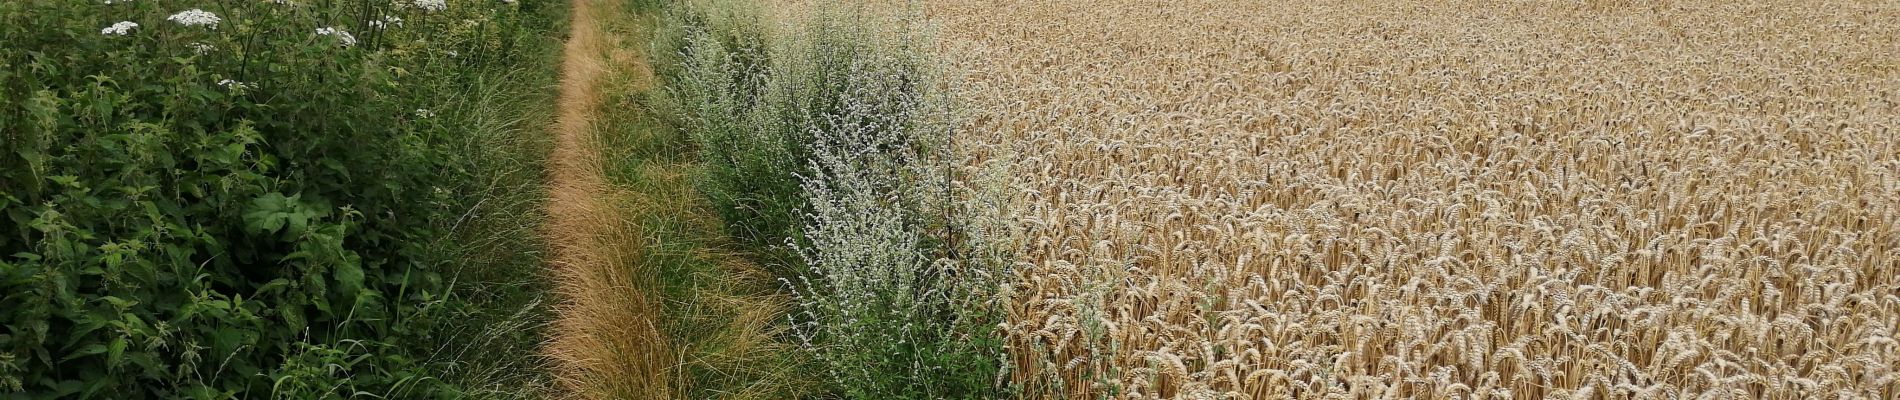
[929,0,1900,398]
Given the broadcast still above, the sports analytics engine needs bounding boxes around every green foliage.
[652,2,1012,398]
[0,0,560,397]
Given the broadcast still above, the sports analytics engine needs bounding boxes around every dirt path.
[541,1,805,398]
[543,0,673,397]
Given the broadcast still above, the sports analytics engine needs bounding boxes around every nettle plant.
[0,0,545,397]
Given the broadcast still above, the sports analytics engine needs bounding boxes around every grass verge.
[419,25,565,400]
[544,0,810,398]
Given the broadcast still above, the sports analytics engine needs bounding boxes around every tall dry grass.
[542,0,669,396]
[926,0,1900,398]
[545,0,809,398]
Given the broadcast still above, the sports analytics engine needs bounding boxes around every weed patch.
[653,1,1013,398]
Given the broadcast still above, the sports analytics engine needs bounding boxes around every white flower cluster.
[271,0,296,4]
[217,79,252,90]
[104,0,132,4]
[413,0,446,12]
[101,21,138,36]
[369,15,403,30]
[316,26,358,48]
[414,109,436,118]
[166,9,220,29]
[189,42,216,55]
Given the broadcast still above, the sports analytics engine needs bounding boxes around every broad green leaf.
[60,344,108,362]
[335,262,365,298]
[106,339,125,369]
[242,193,294,234]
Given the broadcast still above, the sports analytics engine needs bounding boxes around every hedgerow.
[0,0,560,397]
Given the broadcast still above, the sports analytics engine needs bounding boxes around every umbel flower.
[217,79,252,90]
[413,0,446,12]
[316,27,358,48]
[101,21,138,36]
[370,15,403,30]
[167,9,220,29]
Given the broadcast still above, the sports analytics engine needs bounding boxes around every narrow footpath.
[544,0,671,397]
[542,1,808,398]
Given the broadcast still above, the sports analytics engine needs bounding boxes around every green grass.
[416,45,564,400]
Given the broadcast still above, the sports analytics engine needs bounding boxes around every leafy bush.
[654,2,1012,398]
[0,0,558,397]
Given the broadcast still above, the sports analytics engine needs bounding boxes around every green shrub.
[0,0,558,397]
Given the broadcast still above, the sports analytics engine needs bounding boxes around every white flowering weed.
[370,15,403,30]
[101,21,137,36]
[166,9,220,29]
[316,26,357,47]
[215,79,251,90]
[413,0,446,12]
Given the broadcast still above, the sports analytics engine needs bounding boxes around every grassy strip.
[544,0,810,398]
[593,85,812,399]
[652,1,1015,398]
[414,11,566,398]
